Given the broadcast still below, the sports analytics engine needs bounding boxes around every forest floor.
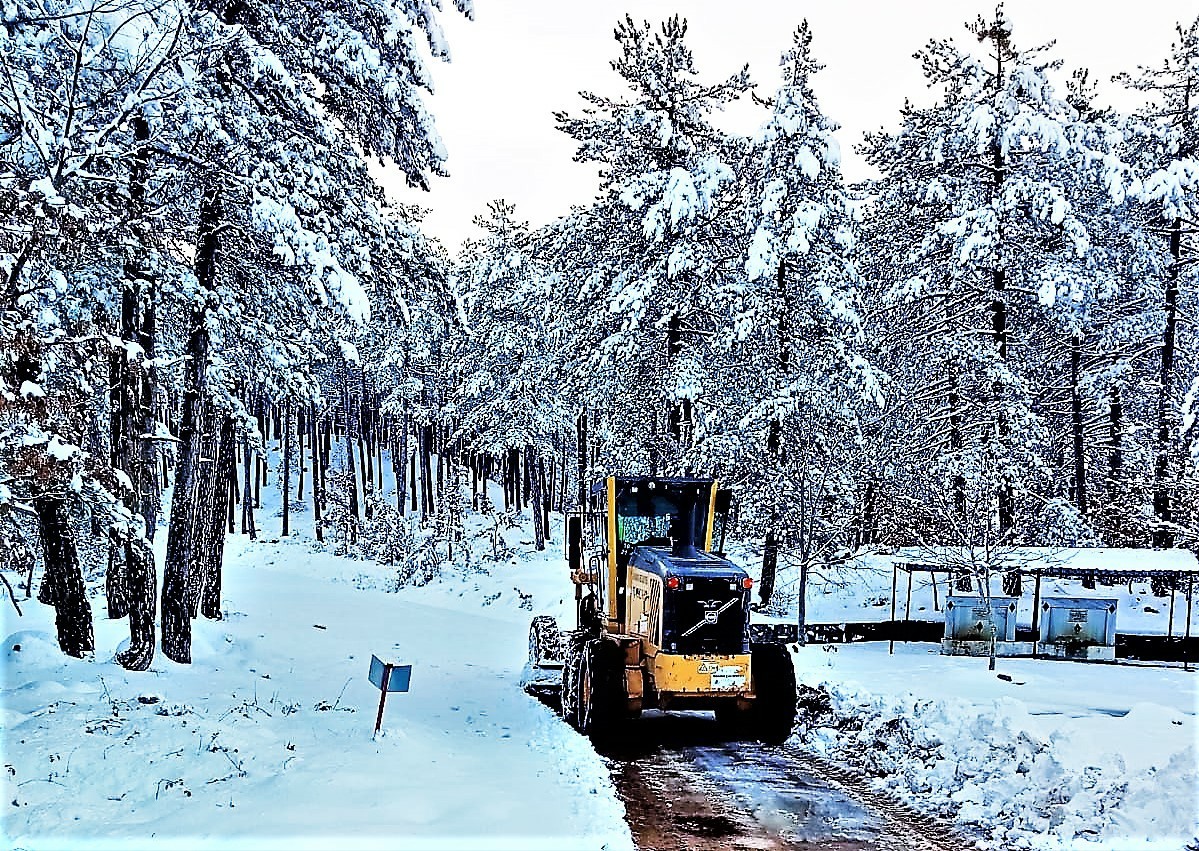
[2,459,1197,849]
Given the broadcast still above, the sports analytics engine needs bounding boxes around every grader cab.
[521,476,797,743]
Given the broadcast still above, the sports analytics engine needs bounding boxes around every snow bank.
[791,643,1199,850]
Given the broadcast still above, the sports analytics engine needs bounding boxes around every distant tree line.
[1,4,1196,664]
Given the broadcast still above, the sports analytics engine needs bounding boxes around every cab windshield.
[613,486,707,549]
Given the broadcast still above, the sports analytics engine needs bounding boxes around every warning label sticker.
[711,674,748,690]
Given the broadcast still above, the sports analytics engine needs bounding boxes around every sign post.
[368,655,412,736]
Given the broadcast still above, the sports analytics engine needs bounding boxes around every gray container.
[944,596,1018,641]
[1039,597,1117,648]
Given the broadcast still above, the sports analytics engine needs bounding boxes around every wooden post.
[374,665,392,736]
[889,564,898,655]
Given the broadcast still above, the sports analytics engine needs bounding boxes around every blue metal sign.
[369,656,412,736]
[369,655,412,692]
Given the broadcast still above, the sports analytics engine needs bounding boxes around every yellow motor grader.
[521,476,797,743]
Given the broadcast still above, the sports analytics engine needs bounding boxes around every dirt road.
[599,712,964,851]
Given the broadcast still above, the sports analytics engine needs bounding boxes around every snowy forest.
[2,0,1198,672]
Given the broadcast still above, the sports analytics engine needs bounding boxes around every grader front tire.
[578,640,626,742]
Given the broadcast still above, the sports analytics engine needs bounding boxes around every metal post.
[1185,575,1193,673]
[374,665,392,735]
[889,565,898,655]
[1031,572,1042,658]
[1168,585,1176,641]
[904,569,914,644]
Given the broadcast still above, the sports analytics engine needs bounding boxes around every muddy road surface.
[598,712,963,851]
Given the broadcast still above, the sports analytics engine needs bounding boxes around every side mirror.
[567,515,583,573]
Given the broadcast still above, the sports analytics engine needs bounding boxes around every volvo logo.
[697,599,723,624]
[681,597,738,637]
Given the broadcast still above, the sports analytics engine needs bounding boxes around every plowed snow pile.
[791,643,1198,850]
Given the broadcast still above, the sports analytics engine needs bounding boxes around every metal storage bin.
[944,596,1018,641]
[1038,597,1117,660]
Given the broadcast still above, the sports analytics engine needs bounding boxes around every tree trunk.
[116,537,155,671]
[539,457,550,543]
[796,556,809,646]
[988,124,1016,539]
[409,441,418,513]
[242,435,256,539]
[137,277,161,540]
[345,422,361,525]
[507,446,521,510]
[395,413,407,514]
[759,530,779,608]
[255,396,265,508]
[359,425,372,519]
[1152,217,1181,548]
[105,549,129,620]
[577,410,588,508]
[311,404,323,541]
[528,444,545,551]
[35,495,94,658]
[297,407,305,502]
[227,447,237,535]
[201,416,235,620]
[948,370,967,523]
[1070,334,1088,517]
[106,317,130,619]
[420,425,435,520]
[162,185,221,664]
[282,397,292,537]
[343,378,360,522]
[436,423,445,504]
[993,266,1015,537]
[362,376,374,505]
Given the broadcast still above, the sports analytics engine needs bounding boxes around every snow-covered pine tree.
[1117,17,1199,550]
[158,0,471,662]
[727,21,881,614]
[447,201,571,551]
[858,8,1113,575]
[366,205,456,519]
[0,0,198,664]
[1025,71,1162,549]
[551,16,751,476]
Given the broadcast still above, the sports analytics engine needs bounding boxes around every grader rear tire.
[749,642,798,745]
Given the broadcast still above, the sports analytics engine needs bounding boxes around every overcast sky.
[390,1,1199,251]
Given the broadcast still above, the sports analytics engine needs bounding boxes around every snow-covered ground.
[3,451,1198,850]
[2,527,631,850]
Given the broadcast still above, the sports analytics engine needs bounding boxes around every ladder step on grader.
[520,476,797,744]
